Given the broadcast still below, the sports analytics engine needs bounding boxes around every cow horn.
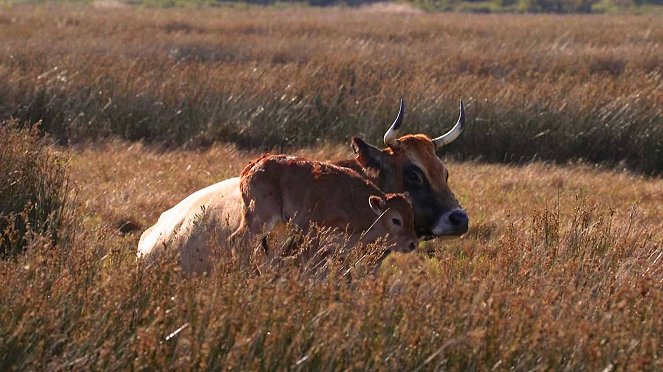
[432,100,465,148]
[383,98,405,149]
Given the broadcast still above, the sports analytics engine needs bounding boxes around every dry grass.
[1,4,662,369]
[0,121,69,258]
[0,6,661,172]
[2,141,661,369]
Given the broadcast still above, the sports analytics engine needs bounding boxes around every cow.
[137,99,468,273]
[232,154,419,254]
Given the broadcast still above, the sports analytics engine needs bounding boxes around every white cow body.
[137,177,242,274]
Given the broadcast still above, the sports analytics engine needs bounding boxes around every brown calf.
[234,154,419,253]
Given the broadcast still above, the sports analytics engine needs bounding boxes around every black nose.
[449,210,469,233]
[409,242,417,252]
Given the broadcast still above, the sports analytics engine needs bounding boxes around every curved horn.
[432,100,465,148]
[383,98,405,148]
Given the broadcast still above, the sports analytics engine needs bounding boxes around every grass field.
[0,5,661,171]
[1,4,662,370]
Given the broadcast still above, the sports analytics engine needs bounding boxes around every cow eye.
[392,218,402,226]
[405,171,422,184]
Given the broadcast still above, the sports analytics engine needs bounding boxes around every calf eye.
[405,171,422,184]
[392,218,402,226]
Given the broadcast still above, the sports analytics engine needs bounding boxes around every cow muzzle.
[431,208,469,237]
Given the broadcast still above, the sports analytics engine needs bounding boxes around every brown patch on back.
[334,158,362,172]
[334,157,380,185]
[242,154,377,192]
[240,153,272,178]
[312,161,323,180]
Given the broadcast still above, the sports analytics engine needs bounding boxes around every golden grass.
[3,141,661,369]
[0,121,68,257]
[0,5,661,171]
[71,142,663,237]
[1,4,662,369]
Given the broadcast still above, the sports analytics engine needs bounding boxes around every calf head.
[367,193,418,253]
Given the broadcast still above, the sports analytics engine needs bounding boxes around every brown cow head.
[351,99,468,240]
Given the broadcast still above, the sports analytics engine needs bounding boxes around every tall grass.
[0,6,661,172]
[0,5,661,369]
[0,120,69,257]
[0,197,660,369]
[1,138,661,369]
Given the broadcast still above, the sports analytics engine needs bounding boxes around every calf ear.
[351,137,383,170]
[368,195,386,216]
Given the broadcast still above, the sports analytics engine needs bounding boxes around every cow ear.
[351,137,383,170]
[368,195,386,216]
